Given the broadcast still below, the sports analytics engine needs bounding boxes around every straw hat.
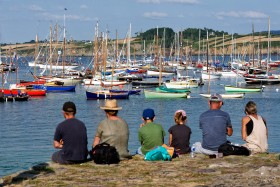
[100,99,122,110]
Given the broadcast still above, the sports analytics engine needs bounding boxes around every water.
[1,57,280,177]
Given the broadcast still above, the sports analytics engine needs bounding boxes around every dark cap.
[142,108,155,120]
[62,101,76,113]
[209,93,223,103]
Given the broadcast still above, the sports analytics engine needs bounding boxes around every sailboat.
[200,31,244,99]
[144,28,189,99]
[201,31,222,80]
[86,24,129,100]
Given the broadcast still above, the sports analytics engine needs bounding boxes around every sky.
[0,0,279,43]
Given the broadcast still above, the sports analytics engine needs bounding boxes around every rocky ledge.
[1,153,280,187]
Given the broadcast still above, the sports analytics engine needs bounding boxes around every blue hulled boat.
[86,90,129,100]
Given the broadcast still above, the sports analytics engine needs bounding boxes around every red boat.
[18,79,46,86]
[1,89,45,96]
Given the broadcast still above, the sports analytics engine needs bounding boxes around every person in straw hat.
[92,99,131,160]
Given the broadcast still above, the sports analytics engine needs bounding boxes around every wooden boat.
[86,90,129,100]
[28,61,79,70]
[244,76,280,85]
[83,79,127,87]
[132,81,161,88]
[45,85,75,92]
[201,71,222,80]
[0,91,29,101]
[117,74,143,82]
[44,82,75,92]
[199,93,245,99]
[220,70,237,77]
[5,94,29,102]
[164,78,199,89]
[109,89,141,95]
[146,70,174,77]
[144,89,189,99]
[19,79,46,86]
[155,86,190,93]
[224,85,263,92]
[9,84,46,96]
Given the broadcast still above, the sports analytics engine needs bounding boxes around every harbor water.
[1,57,280,177]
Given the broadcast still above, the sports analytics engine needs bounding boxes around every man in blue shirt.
[193,93,233,155]
[52,101,88,164]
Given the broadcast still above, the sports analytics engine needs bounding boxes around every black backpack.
[90,142,120,164]
[218,141,250,156]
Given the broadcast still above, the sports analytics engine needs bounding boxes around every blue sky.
[0,0,279,43]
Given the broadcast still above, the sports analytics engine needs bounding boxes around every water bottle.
[190,146,195,158]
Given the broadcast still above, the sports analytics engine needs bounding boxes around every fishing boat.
[86,90,129,100]
[144,89,189,99]
[199,93,245,99]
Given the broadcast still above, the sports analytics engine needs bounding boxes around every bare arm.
[242,116,251,140]
[92,136,101,148]
[227,127,233,136]
[169,134,172,146]
[263,117,268,137]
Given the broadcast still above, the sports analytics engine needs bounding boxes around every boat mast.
[93,22,99,77]
[15,45,18,84]
[34,33,39,77]
[62,11,66,77]
[207,30,211,94]
[127,23,131,67]
[252,22,255,67]
[198,29,201,63]
[49,24,53,77]
[267,17,270,74]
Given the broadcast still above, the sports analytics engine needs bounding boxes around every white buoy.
[276,88,279,92]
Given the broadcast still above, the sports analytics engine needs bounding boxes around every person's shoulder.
[168,125,177,131]
[242,115,251,123]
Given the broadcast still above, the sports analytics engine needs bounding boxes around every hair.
[245,101,257,115]
[174,112,187,125]
[64,111,76,116]
[105,110,118,116]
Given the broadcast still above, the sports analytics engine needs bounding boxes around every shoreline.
[1,153,279,186]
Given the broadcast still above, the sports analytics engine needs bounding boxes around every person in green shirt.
[137,108,166,155]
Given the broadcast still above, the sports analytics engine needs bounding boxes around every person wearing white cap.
[192,93,233,156]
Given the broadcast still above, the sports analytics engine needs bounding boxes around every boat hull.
[132,81,161,88]
[45,85,76,92]
[109,89,141,95]
[144,90,189,99]
[156,86,190,93]
[244,77,280,85]
[224,85,262,92]
[199,93,245,99]
[86,91,129,100]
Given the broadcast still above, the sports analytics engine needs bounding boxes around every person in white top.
[242,101,268,154]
